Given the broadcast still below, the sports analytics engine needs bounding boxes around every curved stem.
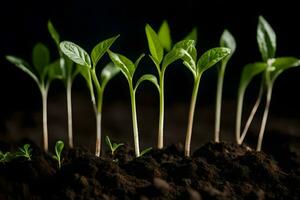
[235,88,244,144]
[257,85,273,151]
[158,72,164,149]
[214,64,225,142]
[185,75,201,157]
[129,82,140,157]
[41,88,49,152]
[66,79,73,148]
[239,81,264,144]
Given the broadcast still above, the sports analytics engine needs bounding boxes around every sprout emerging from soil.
[145,22,198,149]
[48,20,77,148]
[108,50,159,157]
[60,36,120,157]
[214,30,236,142]
[140,147,152,157]
[105,136,124,156]
[235,16,300,150]
[53,140,64,169]
[176,40,231,156]
[6,45,62,152]
[16,144,32,161]
[0,151,13,163]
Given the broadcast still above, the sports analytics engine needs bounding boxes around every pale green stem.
[41,87,49,152]
[185,75,201,157]
[66,79,73,148]
[214,64,226,142]
[235,88,244,144]
[129,81,140,157]
[257,85,273,151]
[158,71,165,149]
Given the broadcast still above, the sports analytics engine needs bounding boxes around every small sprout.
[105,136,124,155]
[214,30,236,142]
[53,140,64,169]
[139,147,152,157]
[16,144,32,161]
[0,151,13,163]
[60,36,120,157]
[108,50,159,157]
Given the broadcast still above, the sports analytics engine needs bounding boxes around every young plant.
[145,22,197,149]
[53,140,64,169]
[177,42,231,156]
[105,136,124,155]
[0,151,13,163]
[214,30,236,142]
[60,36,120,156]
[140,147,152,157]
[6,44,62,152]
[48,20,77,148]
[16,144,32,161]
[108,50,159,157]
[235,16,300,150]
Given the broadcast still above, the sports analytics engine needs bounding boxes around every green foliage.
[53,140,64,169]
[105,136,124,155]
[158,20,172,51]
[16,144,32,161]
[145,24,164,65]
[220,30,236,61]
[0,151,13,163]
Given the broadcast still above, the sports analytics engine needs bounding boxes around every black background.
[0,0,299,133]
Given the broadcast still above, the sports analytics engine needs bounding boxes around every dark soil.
[0,140,299,200]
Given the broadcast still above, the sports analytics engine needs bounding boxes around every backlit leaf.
[158,20,172,52]
[145,24,164,65]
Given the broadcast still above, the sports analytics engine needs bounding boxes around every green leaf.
[60,41,91,68]
[6,55,39,83]
[108,50,135,78]
[220,29,236,56]
[112,143,124,151]
[162,47,185,70]
[48,20,60,46]
[270,57,300,80]
[105,136,113,150]
[239,62,267,92]
[158,20,172,52]
[55,140,64,158]
[134,54,145,68]
[91,35,120,68]
[184,28,197,44]
[100,62,120,88]
[257,16,276,61]
[47,59,64,81]
[140,147,152,157]
[145,24,164,65]
[77,64,95,103]
[134,74,160,92]
[197,47,231,73]
[32,43,50,76]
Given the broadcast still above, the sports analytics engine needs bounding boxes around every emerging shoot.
[214,30,236,142]
[0,151,13,163]
[105,136,124,155]
[16,144,32,161]
[139,147,152,157]
[60,36,120,156]
[53,140,64,169]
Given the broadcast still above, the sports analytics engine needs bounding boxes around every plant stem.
[239,81,264,144]
[158,72,165,149]
[185,75,201,157]
[95,111,102,156]
[257,85,273,151]
[129,81,140,157]
[41,88,49,152]
[214,64,225,142]
[235,87,245,144]
[66,79,73,148]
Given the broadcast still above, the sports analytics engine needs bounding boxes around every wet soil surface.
[0,140,299,200]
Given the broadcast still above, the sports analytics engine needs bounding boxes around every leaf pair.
[105,136,124,155]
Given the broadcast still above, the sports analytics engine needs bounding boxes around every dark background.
[0,0,299,149]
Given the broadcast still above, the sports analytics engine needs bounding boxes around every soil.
[0,140,299,200]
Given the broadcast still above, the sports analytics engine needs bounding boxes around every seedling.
[214,30,236,142]
[53,140,64,169]
[235,16,300,150]
[105,136,124,155]
[145,22,197,149]
[60,36,120,156]
[108,50,159,157]
[0,151,13,163]
[139,147,152,157]
[16,144,32,161]
[48,20,77,148]
[6,45,62,151]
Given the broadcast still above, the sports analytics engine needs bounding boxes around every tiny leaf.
[105,136,113,150]
[145,24,164,65]
[220,29,236,56]
[55,140,64,158]
[184,27,198,44]
[257,16,276,61]
[270,57,300,80]
[108,50,135,78]
[135,74,160,92]
[91,35,120,68]
[32,43,50,76]
[48,20,60,46]
[140,147,152,157]
[47,59,64,81]
[100,62,120,88]
[158,20,172,51]
[60,41,91,68]
[197,47,231,73]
